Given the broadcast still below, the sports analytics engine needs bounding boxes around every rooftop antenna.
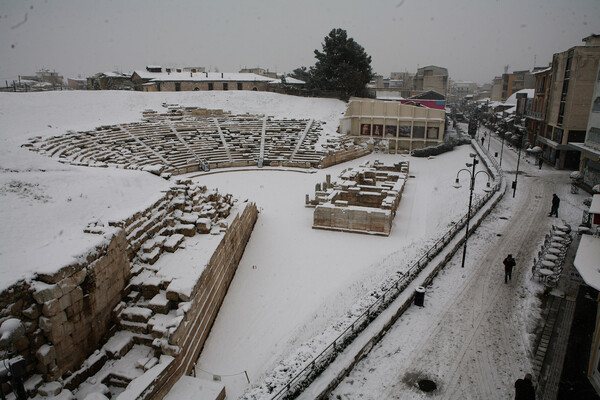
[533,54,536,69]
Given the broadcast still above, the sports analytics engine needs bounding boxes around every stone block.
[71,287,83,303]
[22,304,40,320]
[38,381,62,396]
[42,299,61,317]
[36,344,56,365]
[32,283,63,304]
[177,224,196,237]
[58,292,72,311]
[196,218,212,234]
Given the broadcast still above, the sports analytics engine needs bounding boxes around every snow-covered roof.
[133,70,275,83]
[504,89,535,105]
[533,66,551,75]
[573,234,600,290]
[282,76,305,85]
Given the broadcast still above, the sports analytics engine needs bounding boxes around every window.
[237,82,243,90]
[385,125,397,138]
[427,127,439,139]
[398,125,411,137]
[588,127,600,144]
[413,126,425,138]
[360,124,371,136]
[208,83,214,90]
[593,97,600,112]
[223,83,228,90]
[175,82,181,91]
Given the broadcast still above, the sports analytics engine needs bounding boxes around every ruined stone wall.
[0,230,130,382]
[313,205,391,236]
[319,146,371,169]
[139,202,259,400]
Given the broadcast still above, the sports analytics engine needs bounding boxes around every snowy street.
[330,129,588,399]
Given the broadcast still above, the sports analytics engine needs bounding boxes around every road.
[330,128,585,399]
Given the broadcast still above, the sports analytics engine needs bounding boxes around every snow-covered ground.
[0,92,589,400]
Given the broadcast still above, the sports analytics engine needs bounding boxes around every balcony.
[525,110,545,121]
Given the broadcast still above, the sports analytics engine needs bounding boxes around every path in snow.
[331,131,584,399]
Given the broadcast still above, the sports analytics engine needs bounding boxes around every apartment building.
[537,34,600,169]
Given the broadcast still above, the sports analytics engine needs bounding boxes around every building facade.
[131,67,276,92]
[413,65,448,97]
[525,65,551,148]
[573,59,600,188]
[537,35,600,169]
[340,98,445,153]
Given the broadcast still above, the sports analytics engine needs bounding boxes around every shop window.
[223,83,228,90]
[175,82,181,91]
[398,125,411,137]
[237,82,243,90]
[427,127,439,139]
[413,126,425,138]
[360,124,371,136]
[208,83,214,91]
[385,125,397,138]
[372,124,383,137]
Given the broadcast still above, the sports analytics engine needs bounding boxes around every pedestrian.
[503,254,516,283]
[481,136,485,146]
[548,194,560,217]
[515,373,535,399]
[538,157,543,170]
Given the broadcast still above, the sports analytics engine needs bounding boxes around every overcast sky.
[0,0,598,85]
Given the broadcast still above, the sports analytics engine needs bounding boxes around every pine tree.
[310,28,374,99]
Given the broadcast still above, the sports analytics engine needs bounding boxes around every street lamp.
[453,154,492,268]
[513,131,524,198]
[499,130,505,167]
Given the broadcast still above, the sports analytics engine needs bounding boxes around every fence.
[268,148,501,399]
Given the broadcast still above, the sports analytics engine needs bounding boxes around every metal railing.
[267,177,501,400]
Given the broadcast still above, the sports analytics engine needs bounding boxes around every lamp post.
[499,130,505,167]
[453,154,491,268]
[513,132,524,198]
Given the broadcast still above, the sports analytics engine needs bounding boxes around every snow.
[0,91,592,400]
[573,235,600,290]
[163,376,225,400]
[133,70,275,82]
[590,194,600,214]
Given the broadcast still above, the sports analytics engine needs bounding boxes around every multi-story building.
[525,65,551,147]
[490,76,503,101]
[500,70,535,102]
[571,59,600,188]
[537,34,600,169]
[451,81,479,102]
[413,65,448,98]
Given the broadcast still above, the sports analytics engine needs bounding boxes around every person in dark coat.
[538,157,543,169]
[503,254,516,283]
[515,373,535,399]
[548,194,560,217]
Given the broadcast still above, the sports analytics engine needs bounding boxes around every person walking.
[548,194,560,217]
[481,136,485,146]
[503,254,516,283]
[514,373,535,399]
[538,157,543,169]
